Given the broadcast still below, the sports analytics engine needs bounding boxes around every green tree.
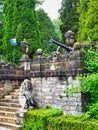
[77,0,98,42]
[53,18,62,42]
[59,0,79,41]
[36,8,56,55]
[2,0,40,62]
[0,0,3,44]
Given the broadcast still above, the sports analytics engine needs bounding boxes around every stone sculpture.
[16,79,33,124]
[19,79,33,110]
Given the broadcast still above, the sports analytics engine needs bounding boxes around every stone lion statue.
[19,79,33,110]
[16,79,34,124]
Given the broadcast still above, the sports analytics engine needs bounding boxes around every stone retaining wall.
[0,49,87,115]
[30,50,87,115]
[31,76,85,116]
[0,63,29,99]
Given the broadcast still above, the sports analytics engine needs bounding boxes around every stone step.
[0,122,21,130]
[4,95,19,100]
[0,87,4,90]
[14,89,20,93]
[12,95,19,99]
[0,111,16,118]
[0,89,9,95]
[0,94,4,99]
[10,91,19,95]
[4,95,12,99]
[0,87,21,130]
[0,106,19,112]
[0,98,19,103]
[0,116,16,124]
[0,102,20,107]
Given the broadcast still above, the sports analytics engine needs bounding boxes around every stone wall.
[0,79,20,99]
[31,76,84,116]
[0,62,29,80]
[0,49,87,116]
[0,62,29,99]
[30,50,86,116]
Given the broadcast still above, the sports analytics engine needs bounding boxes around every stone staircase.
[0,88,22,130]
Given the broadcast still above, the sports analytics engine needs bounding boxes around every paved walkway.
[0,127,12,130]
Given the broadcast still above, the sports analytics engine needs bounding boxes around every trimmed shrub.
[47,115,98,130]
[22,108,63,130]
[22,108,98,130]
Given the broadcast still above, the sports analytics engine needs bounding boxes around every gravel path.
[0,127,12,130]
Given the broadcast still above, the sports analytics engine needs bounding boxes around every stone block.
[69,106,77,111]
[40,64,46,71]
[31,64,40,71]
[72,69,78,76]
[76,97,82,102]
[73,93,81,98]
[67,101,78,106]
[76,106,82,112]
[77,102,82,107]
[67,110,78,115]
[46,96,52,100]
[59,71,66,76]
[68,97,77,102]
[65,70,72,76]
[77,68,83,74]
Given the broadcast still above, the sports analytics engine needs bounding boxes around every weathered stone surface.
[30,76,86,116]
[0,49,87,117]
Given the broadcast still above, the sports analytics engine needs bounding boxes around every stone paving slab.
[0,127,12,130]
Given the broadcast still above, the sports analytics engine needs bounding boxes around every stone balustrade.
[31,50,83,77]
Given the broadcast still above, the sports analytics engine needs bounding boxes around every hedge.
[47,115,98,130]
[22,108,63,130]
[22,108,98,130]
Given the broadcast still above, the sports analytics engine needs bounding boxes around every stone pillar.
[19,54,30,71]
[19,39,30,75]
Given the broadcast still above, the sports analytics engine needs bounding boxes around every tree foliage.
[2,0,39,62]
[77,0,98,42]
[0,0,3,44]
[36,8,56,55]
[78,47,98,119]
[53,18,62,42]
[82,48,98,72]
[59,0,79,41]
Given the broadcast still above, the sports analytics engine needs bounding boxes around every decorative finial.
[20,39,29,54]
